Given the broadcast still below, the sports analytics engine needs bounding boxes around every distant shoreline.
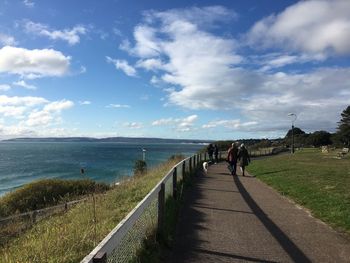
[1,136,212,144]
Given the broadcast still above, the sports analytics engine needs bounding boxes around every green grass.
[248,148,350,234]
[0,157,185,263]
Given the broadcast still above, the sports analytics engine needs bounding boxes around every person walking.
[238,143,250,176]
[214,144,219,164]
[207,143,214,163]
[227,142,238,175]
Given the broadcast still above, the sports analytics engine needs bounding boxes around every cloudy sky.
[0,0,349,140]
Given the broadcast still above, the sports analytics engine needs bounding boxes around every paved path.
[167,162,350,263]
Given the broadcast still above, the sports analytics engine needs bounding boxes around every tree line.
[213,105,350,150]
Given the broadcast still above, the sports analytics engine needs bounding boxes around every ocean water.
[0,142,204,196]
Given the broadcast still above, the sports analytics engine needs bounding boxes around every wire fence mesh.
[106,198,158,263]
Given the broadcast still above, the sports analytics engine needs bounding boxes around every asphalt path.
[167,162,350,263]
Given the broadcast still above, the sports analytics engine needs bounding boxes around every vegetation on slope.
[0,156,185,263]
[0,179,109,218]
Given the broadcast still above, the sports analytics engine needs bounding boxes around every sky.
[0,0,349,140]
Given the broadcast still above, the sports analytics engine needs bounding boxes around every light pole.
[288,113,297,153]
[142,148,146,161]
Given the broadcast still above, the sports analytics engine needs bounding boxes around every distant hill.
[2,137,212,144]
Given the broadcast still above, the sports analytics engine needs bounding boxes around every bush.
[134,160,147,175]
[168,154,185,161]
[0,179,109,217]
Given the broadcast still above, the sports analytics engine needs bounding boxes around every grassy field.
[0,156,185,263]
[248,148,350,234]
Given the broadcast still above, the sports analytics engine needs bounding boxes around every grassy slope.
[0,157,183,263]
[248,148,350,234]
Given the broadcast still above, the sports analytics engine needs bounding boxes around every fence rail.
[0,198,87,225]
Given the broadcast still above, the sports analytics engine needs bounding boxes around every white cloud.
[0,105,26,118]
[13,80,37,90]
[120,5,350,134]
[106,104,130,108]
[43,100,74,112]
[0,95,47,119]
[136,58,163,71]
[0,95,48,106]
[0,46,70,78]
[254,53,326,72]
[0,95,73,129]
[122,7,243,109]
[79,100,91,105]
[151,117,174,126]
[0,33,17,46]
[23,0,34,8]
[152,114,198,132]
[202,119,258,130]
[123,122,143,129]
[23,99,73,127]
[0,84,11,91]
[24,21,87,45]
[246,0,350,56]
[106,56,137,77]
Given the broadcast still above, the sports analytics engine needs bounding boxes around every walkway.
[167,162,350,263]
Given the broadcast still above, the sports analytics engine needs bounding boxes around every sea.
[0,142,205,197]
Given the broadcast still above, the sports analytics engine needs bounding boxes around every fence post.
[189,157,192,172]
[157,182,165,238]
[93,252,107,263]
[32,210,37,224]
[173,167,177,200]
[182,161,186,181]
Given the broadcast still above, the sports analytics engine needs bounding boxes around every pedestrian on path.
[238,143,250,176]
[227,142,238,175]
[207,143,214,163]
[214,144,219,164]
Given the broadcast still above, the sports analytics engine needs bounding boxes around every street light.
[288,113,297,153]
[142,148,146,161]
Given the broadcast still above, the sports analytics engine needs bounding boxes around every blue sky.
[0,0,349,140]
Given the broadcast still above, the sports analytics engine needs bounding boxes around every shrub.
[134,160,147,175]
[0,179,109,217]
[168,154,185,161]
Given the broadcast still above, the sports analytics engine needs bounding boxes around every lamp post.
[142,148,146,161]
[288,113,297,153]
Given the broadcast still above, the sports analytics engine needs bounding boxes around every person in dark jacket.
[237,143,250,176]
[213,144,219,164]
[227,142,238,175]
[207,143,214,163]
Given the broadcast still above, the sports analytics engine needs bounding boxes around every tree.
[285,127,305,138]
[133,160,147,175]
[307,131,331,147]
[337,105,350,147]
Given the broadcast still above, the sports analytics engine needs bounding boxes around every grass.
[130,166,197,263]
[248,148,350,234]
[0,156,185,263]
[0,179,109,218]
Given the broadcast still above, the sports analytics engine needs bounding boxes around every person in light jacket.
[237,143,250,176]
